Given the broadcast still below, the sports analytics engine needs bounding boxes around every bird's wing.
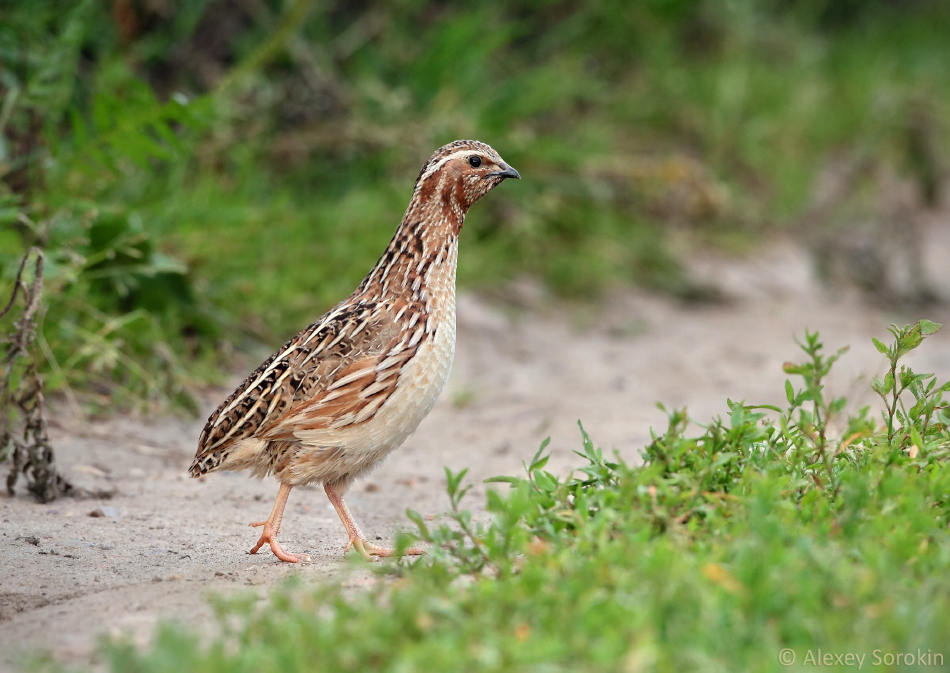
[193,297,423,464]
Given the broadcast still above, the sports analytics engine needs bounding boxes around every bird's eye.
[468,156,482,168]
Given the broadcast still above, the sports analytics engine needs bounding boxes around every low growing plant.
[90,321,950,672]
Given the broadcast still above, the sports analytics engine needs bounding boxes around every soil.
[2,229,949,671]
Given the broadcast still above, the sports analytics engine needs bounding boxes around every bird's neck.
[357,184,463,304]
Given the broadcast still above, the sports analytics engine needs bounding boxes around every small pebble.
[90,507,122,519]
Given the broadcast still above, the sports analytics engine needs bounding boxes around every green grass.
[81,321,950,672]
[3,1,950,408]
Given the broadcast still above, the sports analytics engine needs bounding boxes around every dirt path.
[2,232,949,671]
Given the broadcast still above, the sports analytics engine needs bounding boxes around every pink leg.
[249,483,312,563]
[324,481,424,561]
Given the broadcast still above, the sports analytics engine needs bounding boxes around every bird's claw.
[249,521,310,563]
[346,537,425,562]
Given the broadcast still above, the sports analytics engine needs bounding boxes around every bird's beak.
[488,163,521,180]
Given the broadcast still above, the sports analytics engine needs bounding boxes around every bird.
[189,140,520,562]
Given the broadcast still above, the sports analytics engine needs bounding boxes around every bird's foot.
[249,520,312,563]
[345,536,424,562]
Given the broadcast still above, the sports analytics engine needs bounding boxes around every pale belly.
[281,302,457,486]
[358,312,456,454]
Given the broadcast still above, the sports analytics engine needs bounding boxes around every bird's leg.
[324,481,424,561]
[249,483,311,563]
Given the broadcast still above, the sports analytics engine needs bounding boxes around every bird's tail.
[188,452,218,478]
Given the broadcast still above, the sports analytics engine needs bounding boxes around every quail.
[189,140,520,561]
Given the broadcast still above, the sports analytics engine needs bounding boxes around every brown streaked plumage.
[190,140,520,562]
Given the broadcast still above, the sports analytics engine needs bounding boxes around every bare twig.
[1,247,74,502]
[0,248,32,321]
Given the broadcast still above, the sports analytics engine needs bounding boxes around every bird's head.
[412,140,520,216]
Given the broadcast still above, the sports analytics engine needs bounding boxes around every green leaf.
[908,401,922,419]
[405,508,429,538]
[578,422,598,462]
[710,452,737,470]
[899,369,913,389]
[527,437,551,472]
[746,404,784,413]
[484,476,521,484]
[529,454,550,472]
[785,380,795,405]
[871,376,885,395]
[871,337,889,355]
[533,470,557,493]
[896,325,924,358]
[444,467,469,497]
[918,319,941,336]
[783,362,805,375]
[883,372,895,394]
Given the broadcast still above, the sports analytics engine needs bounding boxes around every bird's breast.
[372,241,458,445]
[321,241,458,462]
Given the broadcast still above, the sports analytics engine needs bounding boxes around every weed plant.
[95,322,950,672]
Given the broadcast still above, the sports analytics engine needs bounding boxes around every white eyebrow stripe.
[417,150,480,183]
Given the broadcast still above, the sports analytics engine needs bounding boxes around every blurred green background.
[1,0,948,410]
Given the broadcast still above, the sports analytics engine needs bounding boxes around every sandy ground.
[2,228,949,671]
